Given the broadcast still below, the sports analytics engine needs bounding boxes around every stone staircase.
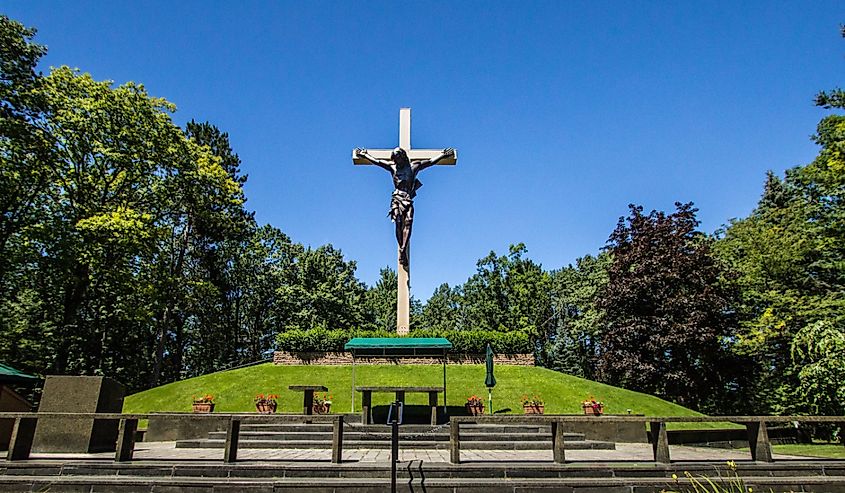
[3,460,845,492]
[175,421,617,450]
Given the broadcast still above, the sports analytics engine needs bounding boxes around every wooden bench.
[355,386,444,425]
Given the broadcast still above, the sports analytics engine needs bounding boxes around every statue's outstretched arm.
[413,148,455,172]
[355,148,393,172]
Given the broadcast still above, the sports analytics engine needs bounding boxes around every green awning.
[0,363,40,384]
[345,338,452,415]
[344,337,452,350]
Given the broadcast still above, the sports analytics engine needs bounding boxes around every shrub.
[274,328,533,354]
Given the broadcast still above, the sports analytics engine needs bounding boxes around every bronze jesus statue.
[354,147,455,268]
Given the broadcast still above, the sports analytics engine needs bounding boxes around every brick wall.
[273,351,534,366]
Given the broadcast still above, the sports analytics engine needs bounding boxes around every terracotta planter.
[582,404,603,415]
[192,402,215,413]
[466,403,485,416]
[523,404,544,415]
[256,401,277,414]
[312,402,331,414]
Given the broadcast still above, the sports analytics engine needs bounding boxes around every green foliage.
[362,267,398,331]
[714,113,845,415]
[461,244,552,335]
[274,328,386,352]
[0,15,370,391]
[791,321,845,419]
[546,253,610,379]
[412,328,533,353]
[0,15,52,281]
[275,328,533,354]
[274,243,368,332]
[419,282,462,331]
[415,244,553,362]
[663,462,752,493]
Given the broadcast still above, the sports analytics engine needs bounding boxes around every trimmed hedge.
[275,328,533,354]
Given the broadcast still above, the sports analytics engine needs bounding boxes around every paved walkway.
[27,441,802,463]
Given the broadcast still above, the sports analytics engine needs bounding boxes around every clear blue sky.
[5,2,842,299]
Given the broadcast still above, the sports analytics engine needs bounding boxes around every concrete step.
[238,423,555,433]
[205,431,586,442]
[175,438,616,450]
[7,460,845,479]
[2,473,844,493]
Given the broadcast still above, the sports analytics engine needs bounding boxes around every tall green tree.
[0,15,52,284]
[715,118,845,414]
[363,267,398,331]
[0,14,377,391]
[461,244,552,335]
[276,244,367,332]
[716,22,845,410]
[146,121,252,384]
[0,60,248,388]
[791,321,845,421]
[420,282,463,332]
[547,253,609,379]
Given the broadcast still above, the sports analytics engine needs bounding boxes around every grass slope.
[125,364,711,425]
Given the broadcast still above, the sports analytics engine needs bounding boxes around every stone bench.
[448,415,845,464]
[2,412,344,464]
[355,386,444,425]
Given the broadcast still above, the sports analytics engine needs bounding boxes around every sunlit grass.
[124,363,724,428]
[769,443,845,459]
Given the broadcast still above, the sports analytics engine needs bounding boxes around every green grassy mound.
[125,364,719,427]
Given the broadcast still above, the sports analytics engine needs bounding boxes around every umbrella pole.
[442,352,447,415]
[488,387,492,415]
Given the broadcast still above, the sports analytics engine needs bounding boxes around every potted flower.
[521,394,545,415]
[192,394,215,413]
[582,396,604,415]
[313,392,332,414]
[465,395,484,416]
[254,393,278,414]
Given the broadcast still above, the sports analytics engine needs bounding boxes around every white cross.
[351,108,458,165]
[352,108,457,336]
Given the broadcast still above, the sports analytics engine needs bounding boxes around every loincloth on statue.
[388,190,414,223]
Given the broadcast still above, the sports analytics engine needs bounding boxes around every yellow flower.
[671,473,678,480]
[726,460,737,470]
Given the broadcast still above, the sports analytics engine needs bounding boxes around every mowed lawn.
[769,444,845,459]
[124,364,727,429]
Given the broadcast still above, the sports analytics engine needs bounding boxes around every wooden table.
[355,386,444,425]
[288,385,328,419]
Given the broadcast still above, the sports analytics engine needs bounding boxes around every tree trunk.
[55,263,90,374]
[150,214,192,386]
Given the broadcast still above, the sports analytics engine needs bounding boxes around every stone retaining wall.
[273,351,534,366]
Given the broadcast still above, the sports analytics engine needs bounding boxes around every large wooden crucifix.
[353,108,457,334]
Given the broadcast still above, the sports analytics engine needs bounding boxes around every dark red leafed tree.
[596,202,736,410]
